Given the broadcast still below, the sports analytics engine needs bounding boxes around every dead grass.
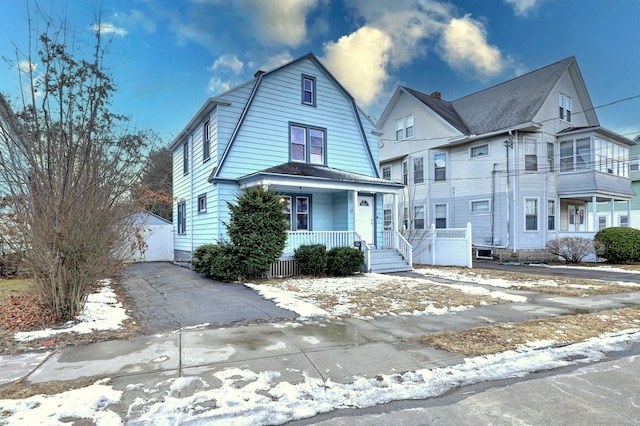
[420,265,640,296]
[0,376,102,400]
[409,306,640,356]
[0,278,36,305]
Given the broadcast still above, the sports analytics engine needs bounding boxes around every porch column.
[393,191,399,249]
[352,190,358,234]
[628,200,632,227]
[610,198,615,228]
[592,195,597,231]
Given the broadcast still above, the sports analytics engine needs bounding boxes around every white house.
[378,56,635,262]
[169,53,410,273]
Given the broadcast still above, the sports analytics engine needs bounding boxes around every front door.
[568,204,586,232]
[356,195,375,245]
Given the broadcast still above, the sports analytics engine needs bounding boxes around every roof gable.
[451,56,574,134]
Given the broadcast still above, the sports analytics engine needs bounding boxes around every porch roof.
[235,162,405,193]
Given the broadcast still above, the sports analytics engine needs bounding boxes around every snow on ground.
[13,279,129,342]
[1,330,639,425]
[247,273,525,319]
[415,267,640,291]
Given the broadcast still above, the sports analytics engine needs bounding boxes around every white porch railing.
[383,230,412,265]
[283,231,360,254]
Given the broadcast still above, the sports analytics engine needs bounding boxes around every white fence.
[411,223,473,268]
[283,231,360,254]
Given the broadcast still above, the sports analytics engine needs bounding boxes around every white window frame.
[402,160,408,185]
[395,114,414,140]
[197,194,207,213]
[524,137,538,172]
[547,142,554,172]
[203,120,210,162]
[382,165,392,181]
[547,199,556,231]
[598,215,607,231]
[524,197,539,231]
[413,156,424,184]
[413,205,425,230]
[470,143,489,158]
[383,208,392,230]
[177,201,186,234]
[434,152,446,182]
[302,75,316,106]
[620,215,629,227]
[470,199,490,214]
[434,203,447,229]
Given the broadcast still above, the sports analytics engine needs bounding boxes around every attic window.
[559,94,572,122]
[302,75,316,106]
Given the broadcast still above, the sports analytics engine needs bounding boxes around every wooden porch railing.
[283,231,360,253]
[383,230,413,265]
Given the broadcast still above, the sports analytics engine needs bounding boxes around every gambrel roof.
[398,56,599,137]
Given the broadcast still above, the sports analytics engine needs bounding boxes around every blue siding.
[311,193,334,230]
[332,192,349,231]
[218,57,376,178]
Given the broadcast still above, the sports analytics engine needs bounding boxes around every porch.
[272,230,413,276]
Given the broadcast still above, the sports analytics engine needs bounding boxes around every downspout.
[512,130,518,253]
[190,133,195,256]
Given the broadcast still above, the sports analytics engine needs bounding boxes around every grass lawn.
[0,277,36,305]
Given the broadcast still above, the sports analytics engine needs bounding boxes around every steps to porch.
[368,249,412,274]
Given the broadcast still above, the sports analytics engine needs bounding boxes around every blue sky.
[0,0,638,145]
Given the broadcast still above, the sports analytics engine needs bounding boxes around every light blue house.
[169,53,411,273]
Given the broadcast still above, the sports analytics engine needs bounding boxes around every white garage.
[127,212,173,262]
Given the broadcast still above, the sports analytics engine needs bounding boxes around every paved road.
[298,350,640,425]
[118,262,297,333]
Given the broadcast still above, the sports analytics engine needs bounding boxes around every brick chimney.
[254,70,266,78]
[430,91,441,100]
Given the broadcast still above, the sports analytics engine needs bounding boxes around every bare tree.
[0,12,150,320]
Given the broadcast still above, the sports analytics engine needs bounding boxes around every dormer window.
[302,75,316,106]
[559,94,572,122]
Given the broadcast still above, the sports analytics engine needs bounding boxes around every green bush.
[225,186,288,277]
[594,227,640,264]
[326,246,364,276]
[191,243,245,282]
[294,244,327,276]
[192,244,218,275]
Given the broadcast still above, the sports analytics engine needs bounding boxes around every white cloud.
[503,0,541,17]
[210,54,244,75]
[260,52,295,72]
[439,14,505,79]
[207,77,232,95]
[17,61,36,73]
[321,26,393,107]
[236,0,319,47]
[91,23,127,37]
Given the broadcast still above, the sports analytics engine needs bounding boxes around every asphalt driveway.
[118,262,297,333]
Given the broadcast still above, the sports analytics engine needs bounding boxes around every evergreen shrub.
[594,227,640,264]
[294,244,327,276]
[326,246,364,276]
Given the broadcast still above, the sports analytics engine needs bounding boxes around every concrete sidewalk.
[2,286,640,416]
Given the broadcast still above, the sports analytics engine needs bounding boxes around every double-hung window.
[182,142,189,175]
[302,75,316,106]
[435,204,447,228]
[291,124,325,165]
[413,205,425,229]
[395,114,414,140]
[402,160,408,185]
[281,195,310,231]
[203,120,210,162]
[525,198,538,231]
[547,142,554,172]
[383,209,392,230]
[559,94,572,122]
[434,153,446,181]
[177,202,186,234]
[413,156,424,184]
[524,138,538,171]
[547,199,555,231]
